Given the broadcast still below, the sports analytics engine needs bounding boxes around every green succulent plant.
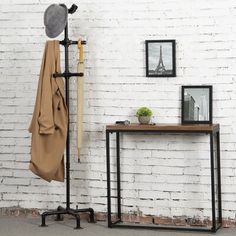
[136,107,153,117]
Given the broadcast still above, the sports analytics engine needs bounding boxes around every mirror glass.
[183,88,210,122]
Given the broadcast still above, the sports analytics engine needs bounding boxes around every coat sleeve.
[37,43,55,134]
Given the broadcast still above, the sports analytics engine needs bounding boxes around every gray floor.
[0,216,235,236]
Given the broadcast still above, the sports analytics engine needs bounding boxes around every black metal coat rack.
[40,4,95,229]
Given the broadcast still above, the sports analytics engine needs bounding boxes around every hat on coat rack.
[44,4,68,38]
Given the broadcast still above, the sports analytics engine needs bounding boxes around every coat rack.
[40,4,95,229]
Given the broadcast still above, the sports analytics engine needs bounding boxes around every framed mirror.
[181,85,212,124]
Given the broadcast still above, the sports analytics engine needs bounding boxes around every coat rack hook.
[68,4,78,14]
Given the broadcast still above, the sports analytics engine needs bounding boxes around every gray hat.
[44,4,68,38]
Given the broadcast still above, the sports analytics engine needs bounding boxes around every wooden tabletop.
[106,123,219,133]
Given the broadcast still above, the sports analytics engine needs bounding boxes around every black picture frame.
[145,40,176,77]
[181,85,213,124]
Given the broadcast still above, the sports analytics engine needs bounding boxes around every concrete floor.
[0,216,235,236]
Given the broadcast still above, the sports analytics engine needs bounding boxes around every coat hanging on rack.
[28,40,68,182]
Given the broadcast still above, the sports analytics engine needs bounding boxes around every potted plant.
[136,107,153,124]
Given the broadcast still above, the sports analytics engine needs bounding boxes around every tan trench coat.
[28,40,68,182]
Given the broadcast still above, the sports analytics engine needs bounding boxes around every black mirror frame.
[181,85,213,124]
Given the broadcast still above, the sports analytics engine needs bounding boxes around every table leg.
[116,132,121,220]
[210,133,216,232]
[106,131,112,227]
[216,131,222,225]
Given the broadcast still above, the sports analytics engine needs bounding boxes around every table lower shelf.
[109,220,222,232]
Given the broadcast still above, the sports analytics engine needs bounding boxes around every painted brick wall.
[1,0,236,222]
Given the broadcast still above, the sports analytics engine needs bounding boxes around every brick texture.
[1,0,236,225]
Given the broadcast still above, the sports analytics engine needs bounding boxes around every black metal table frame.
[106,128,222,232]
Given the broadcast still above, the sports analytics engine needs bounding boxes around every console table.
[106,123,222,232]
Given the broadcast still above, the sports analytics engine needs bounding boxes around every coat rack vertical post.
[40,4,95,229]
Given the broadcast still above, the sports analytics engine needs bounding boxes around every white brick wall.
[1,0,236,221]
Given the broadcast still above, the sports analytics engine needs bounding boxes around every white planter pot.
[138,116,151,124]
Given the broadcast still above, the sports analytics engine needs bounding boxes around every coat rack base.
[40,206,95,229]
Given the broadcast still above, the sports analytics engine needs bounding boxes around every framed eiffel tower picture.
[145,40,176,77]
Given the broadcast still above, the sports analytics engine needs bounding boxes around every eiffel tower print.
[146,40,175,77]
[155,45,166,74]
